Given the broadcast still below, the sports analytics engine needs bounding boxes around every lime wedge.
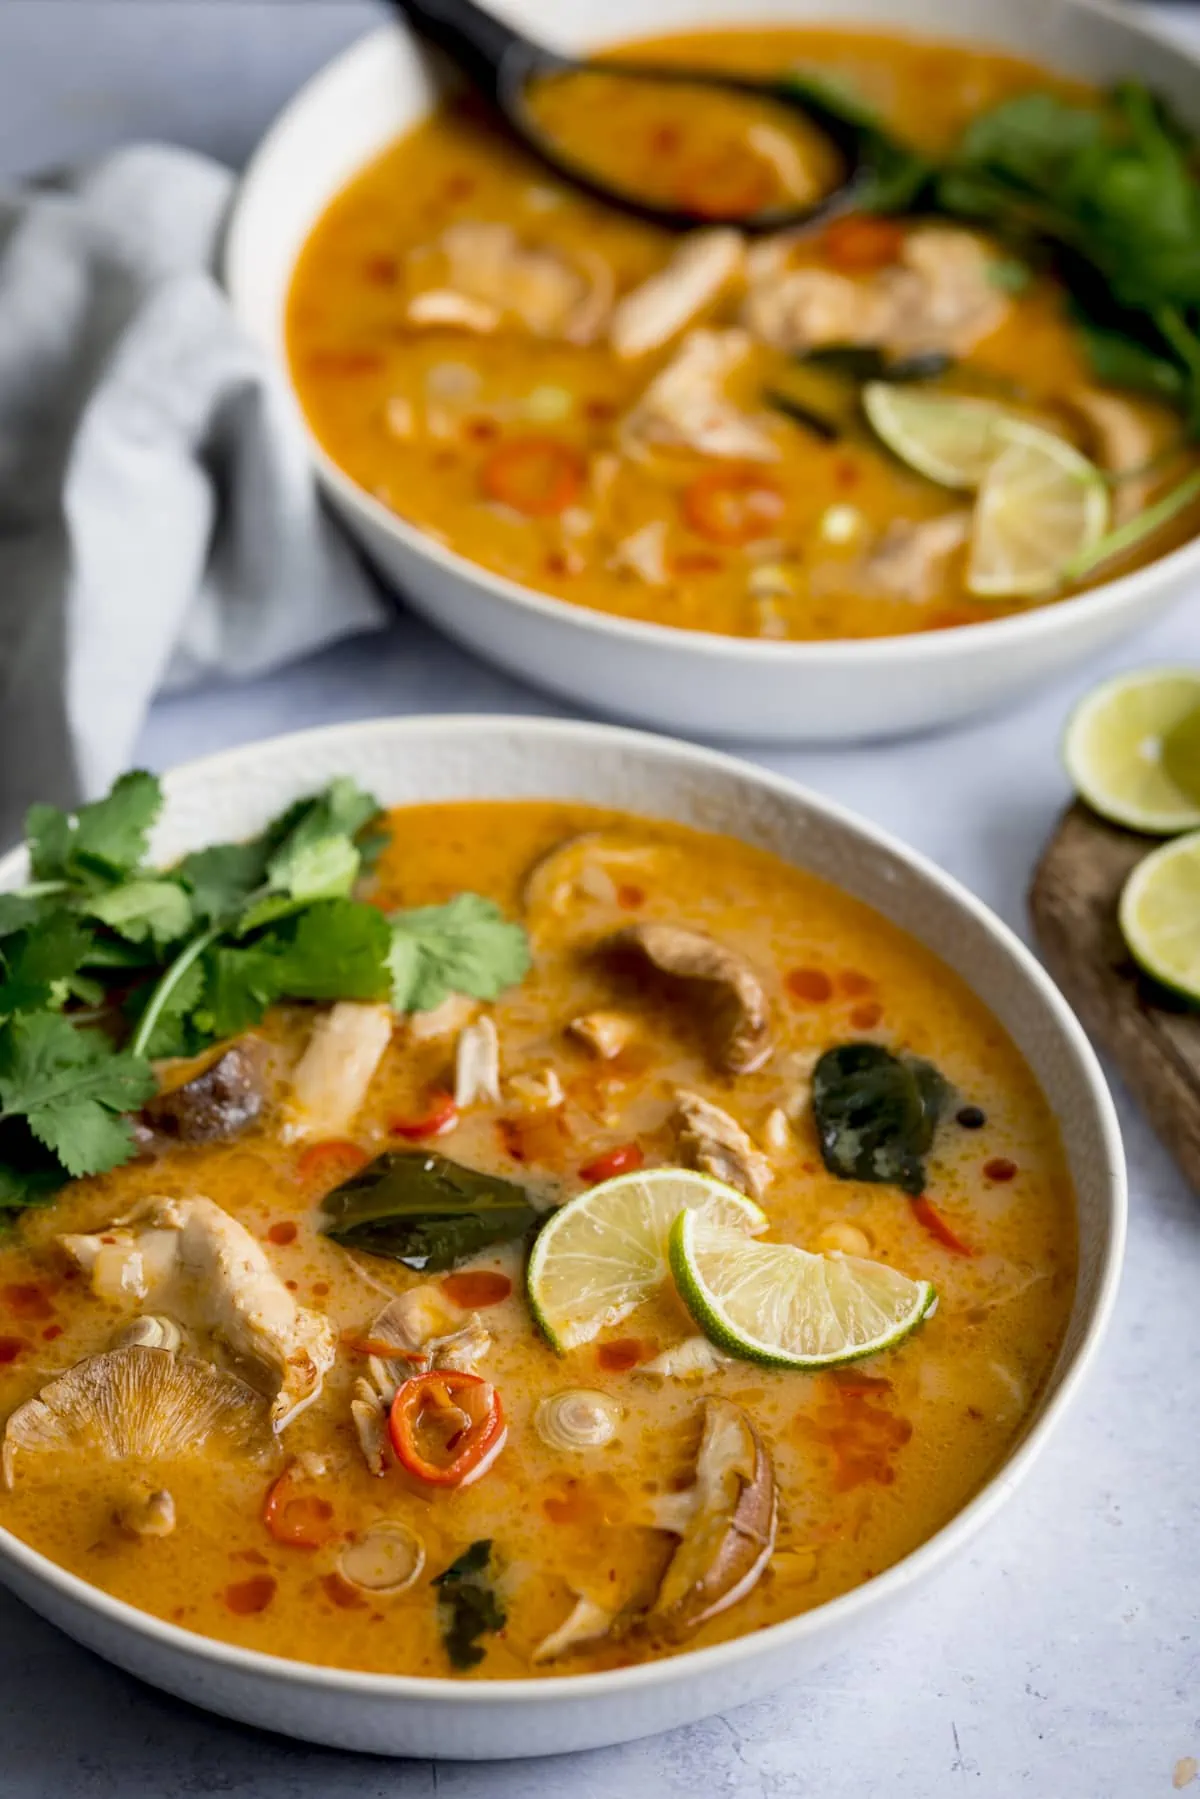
[1119,829,1200,1001]
[527,1168,767,1354]
[668,1211,936,1370]
[968,420,1108,598]
[1064,668,1200,834]
[862,384,1006,489]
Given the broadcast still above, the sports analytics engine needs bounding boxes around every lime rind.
[526,1167,768,1355]
[668,1210,936,1371]
[1064,668,1200,835]
[1119,828,1200,1003]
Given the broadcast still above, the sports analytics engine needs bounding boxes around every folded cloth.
[0,142,389,844]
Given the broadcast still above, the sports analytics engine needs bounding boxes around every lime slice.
[1064,668,1200,834]
[668,1211,935,1370]
[1119,829,1200,1002]
[862,384,1006,488]
[527,1168,767,1353]
[968,420,1108,598]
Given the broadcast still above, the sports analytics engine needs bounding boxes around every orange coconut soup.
[287,27,1198,643]
[0,802,1075,1677]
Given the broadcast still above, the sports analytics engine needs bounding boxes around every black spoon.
[390,0,865,233]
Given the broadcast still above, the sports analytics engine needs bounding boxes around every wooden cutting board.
[1029,800,1200,1190]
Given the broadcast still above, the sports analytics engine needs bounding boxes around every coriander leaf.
[1074,313,1187,402]
[0,1013,155,1180]
[87,878,193,947]
[388,895,530,1014]
[204,899,393,1038]
[252,834,361,921]
[0,914,92,1018]
[0,1143,68,1217]
[0,895,52,941]
[177,841,273,924]
[126,957,210,1060]
[27,771,162,886]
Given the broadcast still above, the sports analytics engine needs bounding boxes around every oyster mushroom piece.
[532,1593,620,1663]
[674,1089,773,1200]
[2,1347,265,1486]
[59,1196,337,1433]
[116,1486,177,1538]
[350,1377,390,1476]
[605,923,772,1075]
[647,1398,777,1638]
[111,1315,182,1353]
[338,1521,425,1595]
[285,1001,394,1142]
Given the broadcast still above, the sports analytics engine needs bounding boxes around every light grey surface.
[0,4,1198,1795]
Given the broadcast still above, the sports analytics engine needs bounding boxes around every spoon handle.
[390,0,542,101]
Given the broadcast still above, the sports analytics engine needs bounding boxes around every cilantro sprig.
[0,773,530,1214]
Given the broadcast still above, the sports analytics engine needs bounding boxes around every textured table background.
[1,4,1198,1794]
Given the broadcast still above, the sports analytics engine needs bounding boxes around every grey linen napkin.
[0,143,389,845]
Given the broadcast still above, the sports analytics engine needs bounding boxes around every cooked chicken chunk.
[860,512,971,601]
[621,329,777,462]
[567,1010,638,1060]
[675,1089,773,1200]
[363,1286,490,1403]
[285,1001,393,1141]
[61,1196,336,1431]
[744,224,1008,359]
[454,1017,501,1107]
[610,230,744,360]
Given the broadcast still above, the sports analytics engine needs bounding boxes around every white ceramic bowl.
[226,0,1200,743]
[0,716,1123,1756]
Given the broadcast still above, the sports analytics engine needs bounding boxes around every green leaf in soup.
[811,1042,950,1197]
[432,1539,505,1671]
[388,894,531,1015]
[321,1150,539,1271]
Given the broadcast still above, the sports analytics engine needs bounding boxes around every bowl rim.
[224,0,1200,669]
[0,712,1128,1705]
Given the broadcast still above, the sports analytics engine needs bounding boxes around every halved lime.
[527,1168,768,1354]
[968,420,1108,598]
[862,385,1006,489]
[1119,829,1200,1001]
[1064,668,1200,834]
[668,1211,936,1370]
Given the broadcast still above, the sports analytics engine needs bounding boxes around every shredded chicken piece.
[350,1377,389,1476]
[860,512,971,601]
[610,230,744,360]
[454,1017,501,1107]
[506,1068,564,1112]
[285,1002,393,1141]
[60,1196,336,1432]
[405,290,500,333]
[567,1010,637,1060]
[609,519,670,586]
[675,1090,773,1200]
[640,1336,732,1379]
[408,993,479,1042]
[621,329,778,462]
[743,224,1008,358]
[407,223,612,344]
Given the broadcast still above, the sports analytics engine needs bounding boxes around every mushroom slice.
[532,1593,619,1663]
[351,1377,389,1476]
[674,1089,773,1200]
[116,1485,177,1538]
[60,1196,337,1433]
[111,1315,182,1353]
[605,923,772,1075]
[338,1521,425,1595]
[141,1040,267,1144]
[646,1398,777,1638]
[285,1001,394,1141]
[610,230,744,360]
[2,1347,265,1486]
[364,1286,490,1399]
[454,1017,501,1108]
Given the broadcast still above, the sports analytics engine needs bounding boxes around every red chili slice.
[579,1142,645,1183]
[911,1196,973,1257]
[681,466,786,546]
[388,1371,507,1489]
[821,214,907,273]
[262,1462,337,1550]
[481,437,585,517]
[389,1090,459,1140]
[295,1140,368,1188]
